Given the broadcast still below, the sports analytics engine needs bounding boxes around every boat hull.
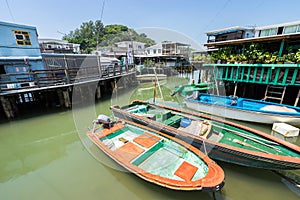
[111,101,300,170]
[185,99,300,125]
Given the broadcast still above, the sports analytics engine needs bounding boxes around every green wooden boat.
[111,100,300,170]
[88,116,225,191]
[171,82,214,97]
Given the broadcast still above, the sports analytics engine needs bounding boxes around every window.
[158,49,161,54]
[13,30,32,46]
[283,25,300,34]
[153,49,157,54]
[277,27,284,35]
[259,28,277,37]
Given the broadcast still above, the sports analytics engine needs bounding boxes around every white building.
[145,43,163,56]
[115,41,146,55]
[254,20,300,37]
[39,39,81,54]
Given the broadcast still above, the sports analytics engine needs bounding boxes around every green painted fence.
[203,63,300,86]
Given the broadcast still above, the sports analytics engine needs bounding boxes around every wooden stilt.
[63,90,71,108]
[96,85,101,100]
[57,90,64,107]
[294,89,300,107]
[233,82,238,96]
[0,96,15,119]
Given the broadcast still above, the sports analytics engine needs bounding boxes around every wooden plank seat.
[114,142,145,162]
[133,132,161,148]
[96,124,125,139]
[174,161,198,181]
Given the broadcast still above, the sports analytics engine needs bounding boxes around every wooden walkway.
[0,64,135,95]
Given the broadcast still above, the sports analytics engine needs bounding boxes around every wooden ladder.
[263,85,286,104]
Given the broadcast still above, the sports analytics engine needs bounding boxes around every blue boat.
[185,93,300,125]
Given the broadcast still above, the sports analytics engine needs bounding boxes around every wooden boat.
[184,93,300,125]
[87,116,225,191]
[110,100,300,170]
[171,83,214,97]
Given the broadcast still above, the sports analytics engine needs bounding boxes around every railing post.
[63,55,70,84]
[33,71,40,87]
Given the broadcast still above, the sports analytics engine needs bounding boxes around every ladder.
[263,85,286,104]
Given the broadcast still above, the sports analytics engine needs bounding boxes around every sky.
[1,0,300,50]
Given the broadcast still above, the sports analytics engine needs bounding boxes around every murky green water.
[0,75,300,200]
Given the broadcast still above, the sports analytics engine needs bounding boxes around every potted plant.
[276,56,285,64]
[294,49,300,63]
[227,54,237,64]
[237,54,247,63]
[264,52,272,64]
[283,53,295,63]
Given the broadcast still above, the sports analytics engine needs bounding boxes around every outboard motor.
[95,114,113,128]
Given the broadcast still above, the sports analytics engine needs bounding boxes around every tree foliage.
[63,20,155,53]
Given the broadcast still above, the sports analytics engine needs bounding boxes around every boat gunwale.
[87,118,225,191]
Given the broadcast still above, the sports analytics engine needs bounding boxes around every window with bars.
[13,30,32,46]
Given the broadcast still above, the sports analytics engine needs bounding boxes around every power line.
[5,0,15,22]
[202,0,231,32]
[100,0,105,21]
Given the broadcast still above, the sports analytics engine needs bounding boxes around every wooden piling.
[63,90,71,108]
[0,96,15,119]
[96,85,101,100]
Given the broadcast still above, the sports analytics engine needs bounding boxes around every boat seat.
[97,124,125,139]
[114,142,145,162]
[174,161,198,181]
[133,132,161,148]
[163,115,183,126]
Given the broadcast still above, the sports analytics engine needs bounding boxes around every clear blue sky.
[1,0,300,50]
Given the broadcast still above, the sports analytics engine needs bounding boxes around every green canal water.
[0,76,300,200]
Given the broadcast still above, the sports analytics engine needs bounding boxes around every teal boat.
[171,82,214,97]
[87,116,225,191]
[111,100,300,170]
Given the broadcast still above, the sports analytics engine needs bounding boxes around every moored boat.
[184,93,300,125]
[87,115,225,191]
[110,100,300,170]
[171,83,214,97]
